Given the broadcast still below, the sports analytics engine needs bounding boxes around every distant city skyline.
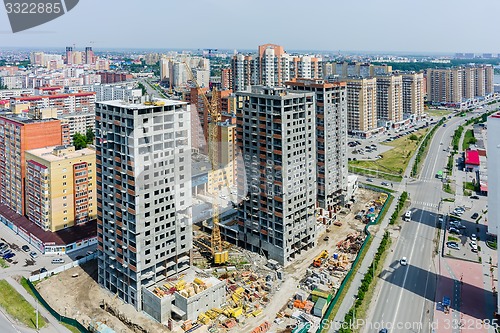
[0,0,499,54]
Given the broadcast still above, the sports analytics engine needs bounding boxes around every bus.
[436,170,443,179]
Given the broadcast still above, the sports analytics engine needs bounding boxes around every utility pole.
[36,297,38,330]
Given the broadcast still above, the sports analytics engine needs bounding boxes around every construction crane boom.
[184,62,228,264]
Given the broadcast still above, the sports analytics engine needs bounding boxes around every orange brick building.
[0,115,63,215]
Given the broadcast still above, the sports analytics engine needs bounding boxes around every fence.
[29,253,97,282]
[26,278,91,333]
[312,189,392,333]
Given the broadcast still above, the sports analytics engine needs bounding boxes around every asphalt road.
[365,104,498,333]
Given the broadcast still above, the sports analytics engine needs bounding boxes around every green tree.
[86,128,95,144]
[73,133,87,150]
[409,134,418,141]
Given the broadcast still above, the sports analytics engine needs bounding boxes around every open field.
[427,109,453,117]
[462,129,475,150]
[0,279,46,329]
[349,128,429,178]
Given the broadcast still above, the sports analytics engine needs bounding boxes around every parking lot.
[0,221,95,278]
[442,206,483,262]
[347,119,432,161]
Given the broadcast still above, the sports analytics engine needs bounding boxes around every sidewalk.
[3,276,70,333]
[332,191,401,328]
[432,125,496,333]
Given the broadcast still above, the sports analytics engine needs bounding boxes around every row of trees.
[73,128,95,150]
[411,118,445,176]
[389,191,408,225]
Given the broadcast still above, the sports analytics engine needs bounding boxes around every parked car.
[3,252,15,260]
[51,258,65,264]
[449,227,461,234]
[366,178,374,182]
[22,245,30,252]
[470,195,479,200]
[471,234,477,241]
[29,251,38,259]
[446,242,460,250]
[471,213,479,219]
[0,248,11,256]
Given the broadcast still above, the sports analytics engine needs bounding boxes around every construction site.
[30,187,387,333]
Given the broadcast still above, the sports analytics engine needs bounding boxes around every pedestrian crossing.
[412,201,439,208]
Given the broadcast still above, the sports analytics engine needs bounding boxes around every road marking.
[390,207,423,328]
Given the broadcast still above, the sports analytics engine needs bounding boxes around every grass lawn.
[0,279,46,329]
[427,109,453,117]
[20,277,36,299]
[354,238,392,330]
[61,322,81,333]
[443,182,454,194]
[348,166,403,182]
[0,258,8,268]
[349,128,428,178]
[464,182,476,191]
[462,129,475,150]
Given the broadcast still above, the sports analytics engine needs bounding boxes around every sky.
[0,0,499,54]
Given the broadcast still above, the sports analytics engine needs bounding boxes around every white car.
[471,234,477,241]
[400,257,408,266]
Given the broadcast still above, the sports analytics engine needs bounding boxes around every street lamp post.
[353,295,358,324]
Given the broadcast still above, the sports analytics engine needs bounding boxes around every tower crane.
[184,62,229,264]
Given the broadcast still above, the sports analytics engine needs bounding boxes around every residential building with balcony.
[25,146,96,232]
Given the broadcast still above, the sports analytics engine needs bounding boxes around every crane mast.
[184,63,228,264]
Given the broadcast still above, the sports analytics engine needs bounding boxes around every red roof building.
[465,149,480,166]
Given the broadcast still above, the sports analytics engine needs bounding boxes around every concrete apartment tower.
[286,78,348,213]
[376,74,403,125]
[344,78,378,138]
[401,72,424,117]
[95,99,193,308]
[235,86,317,265]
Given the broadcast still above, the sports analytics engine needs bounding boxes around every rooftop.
[0,114,59,124]
[26,146,95,162]
[0,204,96,246]
[97,98,187,110]
[465,149,480,166]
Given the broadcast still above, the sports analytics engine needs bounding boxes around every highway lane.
[365,115,470,333]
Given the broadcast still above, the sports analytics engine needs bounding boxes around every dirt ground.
[236,188,384,333]
[33,188,383,333]
[35,261,173,333]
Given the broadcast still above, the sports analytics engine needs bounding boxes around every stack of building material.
[303,300,314,314]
